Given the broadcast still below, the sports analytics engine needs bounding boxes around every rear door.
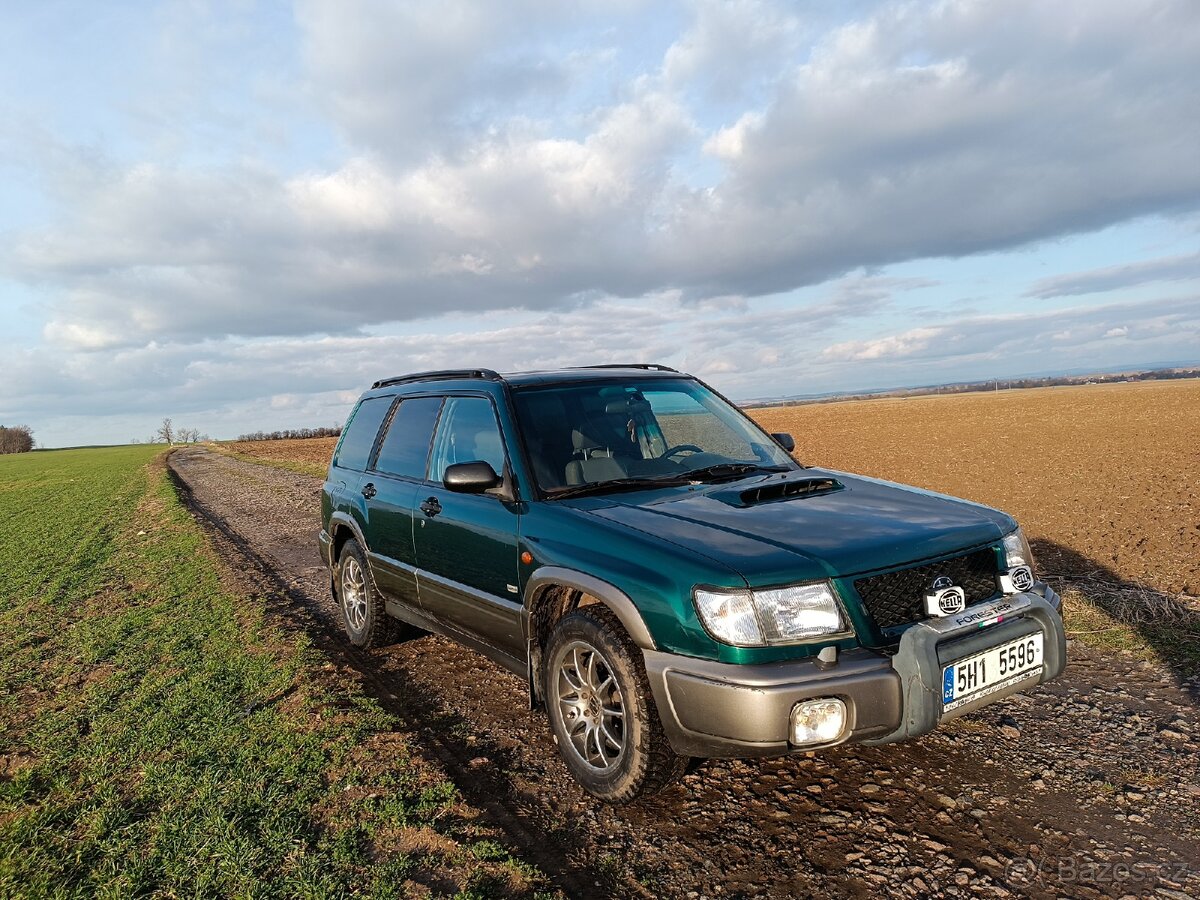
[334,394,395,553]
[412,394,524,657]
[362,395,443,608]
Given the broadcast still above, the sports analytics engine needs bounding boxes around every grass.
[0,447,552,898]
[1052,576,1200,671]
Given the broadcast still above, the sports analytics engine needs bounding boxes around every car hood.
[584,468,1014,584]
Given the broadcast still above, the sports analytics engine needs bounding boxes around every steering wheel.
[663,444,703,459]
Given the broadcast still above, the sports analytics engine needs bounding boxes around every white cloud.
[670,0,1200,296]
[10,283,1198,446]
[5,0,1200,445]
[295,0,574,160]
[16,88,697,349]
[0,276,908,437]
[10,0,1200,353]
[822,327,945,362]
[663,0,802,99]
[810,296,1199,377]
[703,112,762,161]
[1026,251,1200,299]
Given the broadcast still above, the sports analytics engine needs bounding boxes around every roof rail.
[370,369,502,389]
[570,363,680,373]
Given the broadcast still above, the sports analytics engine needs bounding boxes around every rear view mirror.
[443,461,502,493]
[771,432,796,452]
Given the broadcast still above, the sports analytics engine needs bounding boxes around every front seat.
[564,427,627,485]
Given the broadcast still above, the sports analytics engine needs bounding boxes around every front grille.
[853,547,999,630]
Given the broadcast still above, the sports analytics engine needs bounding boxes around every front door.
[412,395,524,657]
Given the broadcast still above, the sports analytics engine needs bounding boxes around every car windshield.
[510,377,797,495]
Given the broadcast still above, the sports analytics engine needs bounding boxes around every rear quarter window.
[333,397,393,471]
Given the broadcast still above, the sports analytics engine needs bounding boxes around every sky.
[2,0,1199,448]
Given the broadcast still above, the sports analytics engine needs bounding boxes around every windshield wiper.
[546,464,791,500]
[681,463,791,483]
[546,474,693,500]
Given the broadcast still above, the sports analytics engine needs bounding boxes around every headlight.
[1002,528,1035,570]
[692,589,762,646]
[694,582,847,647]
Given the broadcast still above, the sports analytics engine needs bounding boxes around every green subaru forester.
[319,365,1066,802]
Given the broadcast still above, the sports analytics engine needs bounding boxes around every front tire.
[543,606,687,803]
[335,539,397,648]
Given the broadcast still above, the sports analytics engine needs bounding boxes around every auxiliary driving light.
[790,698,847,746]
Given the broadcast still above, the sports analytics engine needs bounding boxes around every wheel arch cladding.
[525,567,657,651]
[524,567,657,706]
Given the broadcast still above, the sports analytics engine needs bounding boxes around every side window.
[374,397,443,479]
[429,397,507,483]
[334,397,393,471]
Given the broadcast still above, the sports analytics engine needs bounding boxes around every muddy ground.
[168,446,1199,899]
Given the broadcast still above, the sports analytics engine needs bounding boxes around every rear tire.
[543,606,688,803]
[335,539,397,648]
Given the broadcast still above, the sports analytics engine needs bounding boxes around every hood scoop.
[731,476,844,507]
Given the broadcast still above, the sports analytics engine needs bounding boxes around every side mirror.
[443,461,502,494]
[771,432,795,452]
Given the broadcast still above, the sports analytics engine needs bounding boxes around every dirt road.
[168,446,1199,899]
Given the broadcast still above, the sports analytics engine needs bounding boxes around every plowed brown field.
[224,436,337,478]
[752,379,1200,597]
[230,379,1200,596]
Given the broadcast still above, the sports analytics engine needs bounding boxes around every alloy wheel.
[340,556,368,633]
[554,640,626,770]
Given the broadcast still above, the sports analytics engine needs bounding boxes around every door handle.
[419,496,442,517]
[361,482,377,500]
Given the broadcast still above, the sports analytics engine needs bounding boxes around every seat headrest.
[572,428,599,452]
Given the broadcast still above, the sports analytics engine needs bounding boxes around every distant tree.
[156,418,175,445]
[235,424,342,441]
[0,425,35,454]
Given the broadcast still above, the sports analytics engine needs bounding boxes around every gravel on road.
[168,446,1200,899]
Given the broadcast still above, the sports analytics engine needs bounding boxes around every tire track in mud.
[167,448,619,899]
[168,446,1200,899]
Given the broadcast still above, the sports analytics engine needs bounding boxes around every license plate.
[942,632,1043,713]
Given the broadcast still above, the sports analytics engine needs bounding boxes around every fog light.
[790,698,847,746]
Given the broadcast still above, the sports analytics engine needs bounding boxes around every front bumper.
[644,583,1066,758]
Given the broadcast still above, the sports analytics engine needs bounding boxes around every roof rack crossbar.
[569,363,680,373]
[370,368,502,389]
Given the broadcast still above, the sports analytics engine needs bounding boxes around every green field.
[0,447,547,899]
